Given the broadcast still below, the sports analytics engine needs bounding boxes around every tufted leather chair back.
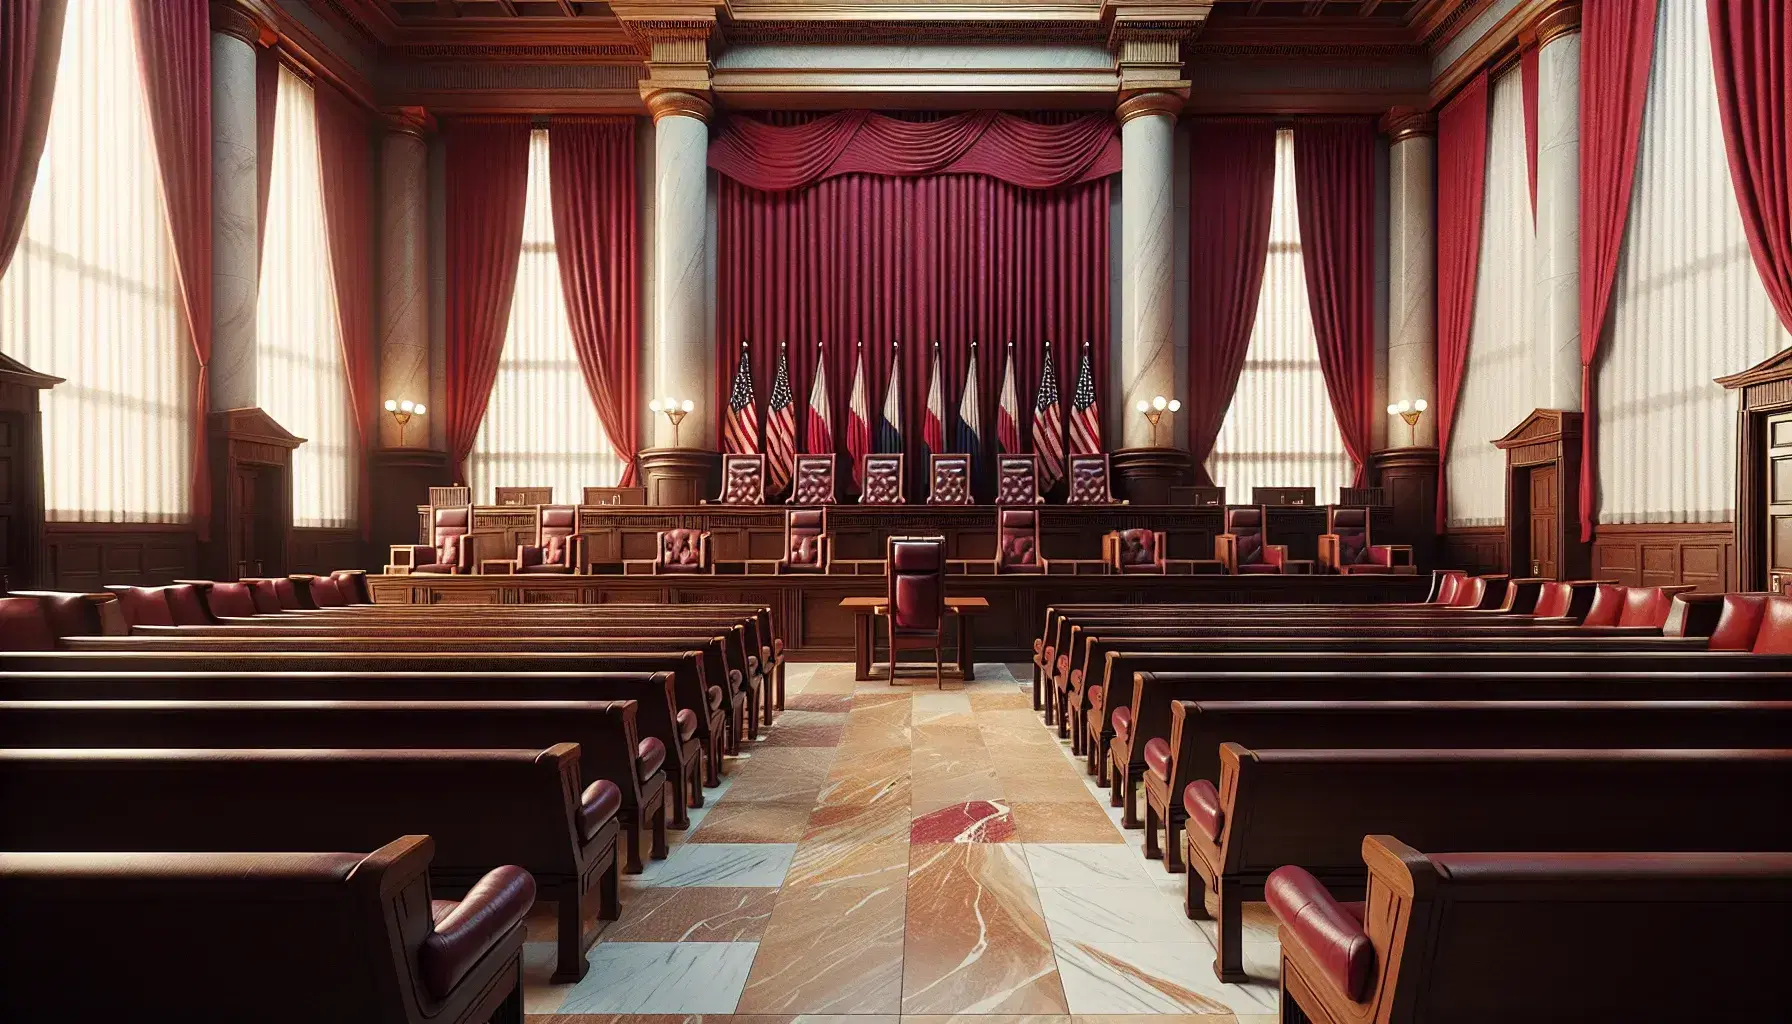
[786,508,826,570]
[1117,528,1160,571]
[718,455,766,505]
[1067,454,1115,504]
[860,454,905,504]
[887,537,945,634]
[658,529,707,572]
[928,454,973,505]
[433,506,473,567]
[791,455,837,505]
[1226,506,1267,565]
[995,455,1039,505]
[537,506,577,566]
[997,508,1039,570]
[1328,506,1371,565]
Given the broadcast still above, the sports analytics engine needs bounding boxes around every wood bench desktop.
[839,596,990,681]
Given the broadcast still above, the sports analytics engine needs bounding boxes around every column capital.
[209,0,273,47]
[1117,91,1184,125]
[381,106,436,138]
[1379,107,1435,143]
[644,89,714,125]
[1102,1,1205,99]
[1531,1,1582,49]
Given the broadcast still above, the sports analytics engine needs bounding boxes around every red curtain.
[315,85,378,540]
[0,0,65,278]
[1434,72,1492,531]
[1707,0,1792,334]
[1578,0,1658,542]
[1521,43,1540,221]
[442,117,531,483]
[1293,118,1377,488]
[254,42,277,258]
[716,171,1110,495]
[1185,118,1277,486]
[709,110,1120,192]
[131,0,213,540]
[549,116,640,486]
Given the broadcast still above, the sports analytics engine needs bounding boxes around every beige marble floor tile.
[902,843,1068,1014]
[737,883,906,1014]
[969,691,1038,711]
[904,1016,1071,1024]
[911,765,1007,817]
[819,744,911,806]
[688,802,817,844]
[1072,1015,1241,1024]
[1009,801,1125,844]
[598,887,780,942]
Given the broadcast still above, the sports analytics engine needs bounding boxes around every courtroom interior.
[1,0,1789,1020]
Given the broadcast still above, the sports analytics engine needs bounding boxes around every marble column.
[1118,92,1181,449]
[208,3,262,411]
[378,108,432,448]
[648,91,713,449]
[1381,108,1437,448]
[1536,4,1583,411]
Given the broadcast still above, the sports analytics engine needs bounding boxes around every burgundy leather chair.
[860,453,906,505]
[394,505,475,574]
[709,454,766,505]
[1215,505,1286,574]
[781,507,830,573]
[1066,453,1122,505]
[1104,528,1167,574]
[654,529,711,574]
[996,508,1044,574]
[995,454,1040,505]
[885,536,946,687]
[791,454,838,505]
[1318,506,1412,574]
[926,453,974,505]
[329,570,373,604]
[517,504,583,574]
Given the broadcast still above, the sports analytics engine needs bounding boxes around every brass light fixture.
[383,398,426,447]
[649,396,695,447]
[1386,398,1429,446]
[1134,394,1181,447]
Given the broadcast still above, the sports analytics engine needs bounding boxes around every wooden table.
[840,596,991,682]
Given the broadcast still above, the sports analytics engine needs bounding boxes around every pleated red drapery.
[1433,72,1492,531]
[315,84,378,540]
[708,110,1120,192]
[1293,118,1378,488]
[130,0,213,540]
[0,0,66,278]
[1184,118,1277,486]
[443,117,531,483]
[716,171,1111,495]
[548,116,640,487]
[1707,0,1792,334]
[1578,0,1658,542]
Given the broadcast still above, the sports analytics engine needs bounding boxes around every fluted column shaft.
[1119,93,1179,448]
[649,92,712,448]
[1383,110,1437,447]
[378,112,432,448]
[1537,8,1583,411]
[208,11,260,410]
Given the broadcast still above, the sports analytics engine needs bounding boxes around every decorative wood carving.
[208,408,305,581]
[1717,348,1792,591]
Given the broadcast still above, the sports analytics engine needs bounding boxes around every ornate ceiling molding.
[1378,105,1434,140]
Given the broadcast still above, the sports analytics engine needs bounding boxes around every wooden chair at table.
[926,454,975,505]
[1066,453,1126,505]
[1104,528,1168,574]
[388,504,475,574]
[516,504,584,574]
[1317,505,1413,574]
[1215,504,1287,574]
[884,535,947,687]
[780,507,830,573]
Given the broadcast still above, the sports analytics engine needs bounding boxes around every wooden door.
[232,467,263,578]
[1766,412,1792,593]
[0,414,21,589]
[1529,464,1559,579]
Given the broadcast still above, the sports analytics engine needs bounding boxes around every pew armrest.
[1267,864,1374,1001]
[419,864,537,999]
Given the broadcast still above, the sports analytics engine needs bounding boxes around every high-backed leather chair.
[927,453,974,505]
[860,453,906,505]
[791,454,838,505]
[654,528,711,574]
[709,454,766,505]
[494,485,552,507]
[393,505,475,574]
[781,507,829,573]
[995,454,1040,505]
[1066,453,1123,505]
[1104,528,1167,574]
[1215,504,1286,574]
[885,536,946,687]
[996,508,1044,574]
[1318,505,1411,574]
[517,504,583,574]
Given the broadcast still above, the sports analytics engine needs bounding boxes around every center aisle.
[522,663,1281,1022]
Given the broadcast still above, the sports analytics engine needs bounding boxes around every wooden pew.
[1273,836,1792,1023]
[0,745,626,983]
[0,836,531,1023]
[1183,745,1792,982]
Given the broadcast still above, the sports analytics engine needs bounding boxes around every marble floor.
[523,662,1282,1024]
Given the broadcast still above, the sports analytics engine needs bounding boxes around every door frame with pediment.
[1718,349,1792,592]
[1493,409,1590,581]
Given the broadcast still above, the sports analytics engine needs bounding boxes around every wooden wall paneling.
[288,527,365,576]
[43,524,198,591]
[1590,522,1734,593]
[1441,525,1506,576]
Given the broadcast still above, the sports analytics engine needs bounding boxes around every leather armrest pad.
[1182,779,1224,841]
[420,864,536,999]
[1265,864,1374,1001]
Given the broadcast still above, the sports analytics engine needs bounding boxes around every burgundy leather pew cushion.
[1142,737,1172,779]
[1182,779,1225,840]
[271,578,300,610]
[308,577,347,607]
[676,708,699,742]
[246,579,283,614]
[1085,683,1102,712]
[161,584,212,626]
[1617,586,1674,628]
[579,779,623,840]
[707,685,724,712]
[1581,584,1627,627]
[1448,576,1486,608]
[205,582,259,619]
[636,737,668,781]
[1711,594,1771,651]
[420,864,536,999]
[0,597,55,651]
[1266,864,1375,1001]
[115,586,176,628]
[1435,573,1462,606]
[1531,581,1573,618]
[1750,595,1792,654]
[1110,705,1132,742]
[330,570,370,603]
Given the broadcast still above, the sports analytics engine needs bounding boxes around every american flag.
[876,342,903,453]
[1032,346,1065,490]
[846,344,871,488]
[1069,341,1103,456]
[765,343,797,493]
[722,342,760,456]
[922,342,946,455]
[958,342,983,468]
[802,342,832,455]
[996,341,1021,453]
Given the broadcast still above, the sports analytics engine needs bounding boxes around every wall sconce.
[383,398,426,447]
[1134,394,1181,447]
[1386,398,1429,446]
[649,396,695,447]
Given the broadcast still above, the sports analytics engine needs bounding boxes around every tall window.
[0,0,193,523]
[255,65,357,529]
[467,129,619,502]
[1207,128,1353,504]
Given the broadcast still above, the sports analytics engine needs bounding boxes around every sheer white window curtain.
[0,0,193,523]
[1207,128,1353,505]
[467,129,620,504]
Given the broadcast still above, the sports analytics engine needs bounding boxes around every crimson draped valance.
[706,110,1120,192]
